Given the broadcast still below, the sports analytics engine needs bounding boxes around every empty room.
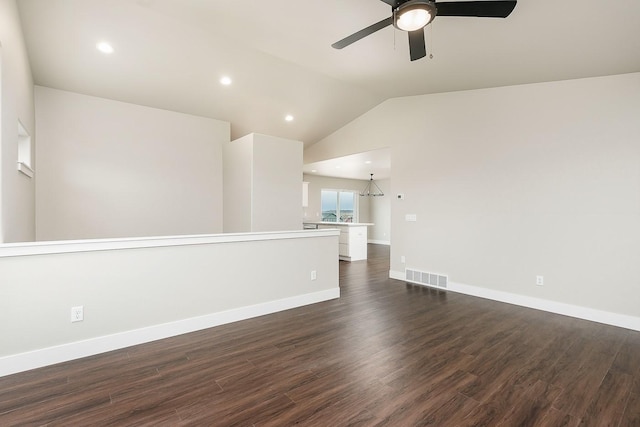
[1,0,639,425]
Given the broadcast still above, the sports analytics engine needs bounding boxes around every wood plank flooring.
[1,244,639,426]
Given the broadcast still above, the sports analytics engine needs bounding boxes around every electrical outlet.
[71,306,84,322]
[311,270,317,281]
[536,276,544,286]
[405,214,417,222]
[400,256,406,263]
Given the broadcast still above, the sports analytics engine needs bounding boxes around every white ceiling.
[17,0,640,152]
[304,148,391,181]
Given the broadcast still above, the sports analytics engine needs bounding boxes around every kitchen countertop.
[303,221,374,227]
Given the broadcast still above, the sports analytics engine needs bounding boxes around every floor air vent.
[405,268,448,289]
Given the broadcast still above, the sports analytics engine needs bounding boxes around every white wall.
[0,230,340,376]
[369,178,390,244]
[35,86,229,240]
[224,133,303,232]
[252,134,303,232]
[305,73,640,326]
[223,134,253,233]
[0,0,36,243]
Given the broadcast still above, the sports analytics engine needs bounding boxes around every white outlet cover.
[71,306,84,322]
[536,276,544,286]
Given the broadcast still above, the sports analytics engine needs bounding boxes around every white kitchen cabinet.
[311,222,372,261]
[346,226,367,261]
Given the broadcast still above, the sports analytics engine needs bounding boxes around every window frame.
[320,189,359,223]
[17,120,34,178]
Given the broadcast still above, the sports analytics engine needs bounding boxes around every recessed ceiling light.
[335,166,341,169]
[96,41,114,54]
[285,114,294,122]
[220,76,232,86]
[365,160,372,164]
[311,169,317,173]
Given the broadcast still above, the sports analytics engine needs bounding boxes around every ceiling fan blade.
[408,28,426,61]
[436,1,517,18]
[332,16,393,49]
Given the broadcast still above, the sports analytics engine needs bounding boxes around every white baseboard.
[389,270,405,281]
[389,270,640,332]
[0,288,340,378]
[368,239,390,245]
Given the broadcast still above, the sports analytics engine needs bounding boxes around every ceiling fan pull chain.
[429,21,434,59]
[393,9,397,51]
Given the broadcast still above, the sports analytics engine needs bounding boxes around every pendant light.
[360,174,384,197]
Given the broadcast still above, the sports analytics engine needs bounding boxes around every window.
[321,189,357,222]
[17,120,34,178]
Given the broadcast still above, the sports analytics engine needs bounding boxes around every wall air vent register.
[405,268,448,289]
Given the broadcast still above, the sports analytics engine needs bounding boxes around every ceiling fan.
[332,0,517,61]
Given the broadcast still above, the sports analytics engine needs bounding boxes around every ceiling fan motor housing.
[393,0,437,31]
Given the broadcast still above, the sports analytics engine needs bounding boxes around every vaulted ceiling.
[17,0,640,146]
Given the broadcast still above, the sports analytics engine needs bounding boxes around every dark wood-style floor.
[1,244,639,426]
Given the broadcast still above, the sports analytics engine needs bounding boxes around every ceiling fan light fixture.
[394,0,436,32]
